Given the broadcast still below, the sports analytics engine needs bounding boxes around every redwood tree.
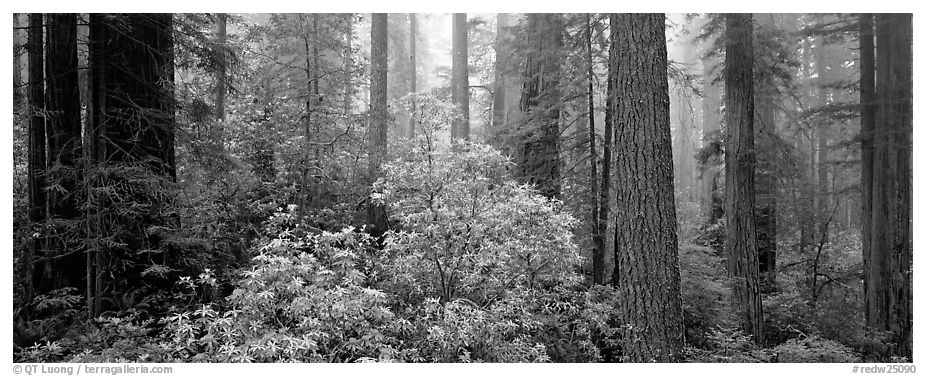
[610,13,684,361]
[367,13,389,239]
[723,13,764,346]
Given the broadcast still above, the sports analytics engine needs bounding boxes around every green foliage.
[678,245,732,348]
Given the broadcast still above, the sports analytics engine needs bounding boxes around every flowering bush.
[379,141,583,305]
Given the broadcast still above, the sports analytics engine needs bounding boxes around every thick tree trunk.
[87,13,176,316]
[45,13,84,291]
[517,13,562,198]
[25,13,46,303]
[867,13,912,360]
[28,13,46,224]
[599,16,614,285]
[367,13,389,240]
[858,12,876,326]
[610,13,684,362]
[723,13,764,346]
[451,13,470,141]
[408,13,417,138]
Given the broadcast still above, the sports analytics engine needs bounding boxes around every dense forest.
[11,13,913,363]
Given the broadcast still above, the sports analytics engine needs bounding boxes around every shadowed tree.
[366,13,389,240]
[723,13,764,346]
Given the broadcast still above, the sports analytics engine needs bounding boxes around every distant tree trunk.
[25,13,46,303]
[367,13,389,240]
[14,14,24,112]
[599,15,615,285]
[700,53,721,223]
[723,13,764,346]
[491,13,509,130]
[517,13,562,198]
[214,13,227,121]
[44,13,83,291]
[87,13,176,317]
[813,38,830,237]
[866,13,912,360]
[451,13,470,141]
[858,12,875,326]
[344,15,353,113]
[408,13,417,138]
[754,13,778,291]
[585,14,604,285]
[610,13,684,362]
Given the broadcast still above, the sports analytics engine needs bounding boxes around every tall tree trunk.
[408,13,417,138]
[367,13,389,240]
[599,15,615,285]
[451,13,470,141]
[723,13,764,346]
[813,37,830,238]
[700,52,721,223]
[858,12,876,326]
[586,14,604,285]
[610,13,684,361]
[343,15,353,113]
[517,13,562,199]
[491,13,509,130]
[88,13,176,316]
[28,13,46,224]
[754,13,778,291]
[867,13,912,360]
[25,13,46,303]
[45,13,83,291]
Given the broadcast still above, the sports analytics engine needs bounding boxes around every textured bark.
[517,14,562,198]
[600,17,614,285]
[723,13,764,346]
[610,13,684,362]
[451,13,470,141]
[754,13,777,290]
[866,13,912,360]
[367,13,389,239]
[858,12,875,326]
[408,14,417,137]
[586,14,604,285]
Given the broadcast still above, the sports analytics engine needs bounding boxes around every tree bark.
[866,13,912,360]
[451,13,470,141]
[858,12,876,327]
[723,13,764,346]
[367,13,389,240]
[517,13,562,198]
[25,13,46,303]
[610,13,684,361]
